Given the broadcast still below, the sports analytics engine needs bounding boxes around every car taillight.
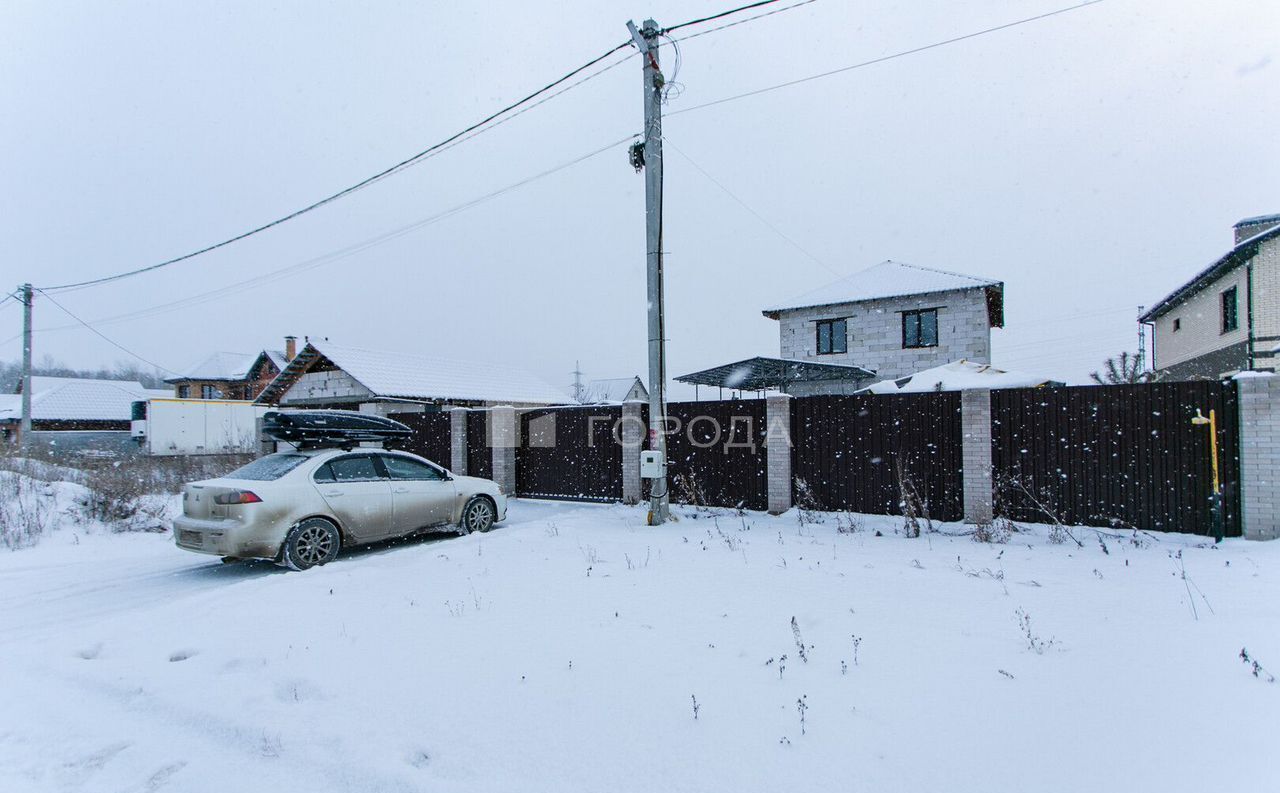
[214,490,262,505]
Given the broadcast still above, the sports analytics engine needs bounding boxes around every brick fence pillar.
[621,400,644,504]
[449,407,467,476]
[766,394,793,515]
[1238,376,1280,541]
[961,388,993,524]
[490,406,518,495]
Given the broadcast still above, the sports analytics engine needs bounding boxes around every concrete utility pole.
[627,18,670,525]
[19,283,33,449]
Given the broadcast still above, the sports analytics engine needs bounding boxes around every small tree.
[1090,351,1148,385]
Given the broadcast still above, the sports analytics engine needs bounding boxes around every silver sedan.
[173,448,506,569]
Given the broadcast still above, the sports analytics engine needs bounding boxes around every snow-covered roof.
[858,360,1061,394]
[169,351,257,382]
[263,350,289,370]
[260,340,568,405]
[168,349,290,383]
[581,377,647,403]
[1235,212,1280,227]
[763,260,1002,317]
[0,376,168,422]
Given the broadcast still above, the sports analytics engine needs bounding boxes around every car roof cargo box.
[262,410,412,448]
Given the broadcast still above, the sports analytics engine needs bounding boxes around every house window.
[177,385,190,398]
[815,318,847,355]
[1221,287,1238,333]
[903,309,939,349]
[201,384,219,399]
[1173,318,1181,332]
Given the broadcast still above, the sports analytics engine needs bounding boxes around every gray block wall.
[490,406,517,495]
[960,389,993,524]
[766,394,792,514]
[621,401,644,504]
[449,408,467,475]
[776,287,992,381]
[1239,376,1280,540]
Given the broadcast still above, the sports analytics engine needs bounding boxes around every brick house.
[763,260,1004,394]
[167,337,296,400]
[677,261,1004,396]
[1140,214,1280,380]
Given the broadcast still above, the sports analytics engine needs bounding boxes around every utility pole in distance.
[626,18,670,525]
[19,283,33,449]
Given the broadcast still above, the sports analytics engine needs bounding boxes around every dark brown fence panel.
[991,382,1240,537]
[516,406,622,502]
[665,399,768,511]
[790,393,964,521]
[385,411,451,467]
[466,410,492,480]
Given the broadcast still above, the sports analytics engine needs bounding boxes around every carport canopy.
[674,356,876,393]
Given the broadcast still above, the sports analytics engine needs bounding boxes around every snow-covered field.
[1,497,1276,793]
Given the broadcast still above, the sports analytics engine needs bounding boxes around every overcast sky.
[2,0,1277,395]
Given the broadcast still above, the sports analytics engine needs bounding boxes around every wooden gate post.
[766,394,793,515]
[961,389,994,524]
[621,400,644,504]
[449,407,467,476]
[490,406,518,495]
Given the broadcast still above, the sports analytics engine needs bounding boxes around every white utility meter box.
[640,450,665,479]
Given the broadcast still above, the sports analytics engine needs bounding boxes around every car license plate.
[179,530,202,546]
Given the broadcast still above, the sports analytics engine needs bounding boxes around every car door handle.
[322,490,343,497]
[392,486,410,494]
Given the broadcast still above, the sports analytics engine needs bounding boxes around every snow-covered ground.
[1,498,1276,792]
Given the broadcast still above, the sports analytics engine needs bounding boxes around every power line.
[662,0,807,35]
[37,39,636,294]
[34,289,178,375]
[4,134,636,346]
[32,0,831,295]
[666,137,841,277]
[665,0,818,43]
[669,0,1107,118]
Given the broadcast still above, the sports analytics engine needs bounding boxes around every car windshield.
[225,453,309,481]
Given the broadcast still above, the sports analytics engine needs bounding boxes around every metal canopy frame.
[674,357,876,394]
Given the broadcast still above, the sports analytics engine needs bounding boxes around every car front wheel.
[281,518,341,570]
[461,497,496,534]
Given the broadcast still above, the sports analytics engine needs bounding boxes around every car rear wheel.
[461,497,496,534]
[281,518,341,570]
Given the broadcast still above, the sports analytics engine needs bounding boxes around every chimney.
[285,336,297,361]
[1234,214,1280,245]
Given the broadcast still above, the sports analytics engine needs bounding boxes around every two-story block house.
[677,260,1005,396]
[1140,214,1280,380]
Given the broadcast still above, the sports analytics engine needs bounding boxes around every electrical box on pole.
[626,18,670,525]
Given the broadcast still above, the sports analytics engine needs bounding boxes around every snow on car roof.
[762,260,1002,317]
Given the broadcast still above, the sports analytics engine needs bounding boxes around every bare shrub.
[673,472,712,513]
[793,477,824,525]
[894,455,932,538]
[972,516,1016,544]
[78,454,251,532]
[0,472,60,549]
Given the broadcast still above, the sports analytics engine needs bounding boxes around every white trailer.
[131,399,271,456]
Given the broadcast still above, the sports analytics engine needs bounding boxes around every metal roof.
[675,357,876,392]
